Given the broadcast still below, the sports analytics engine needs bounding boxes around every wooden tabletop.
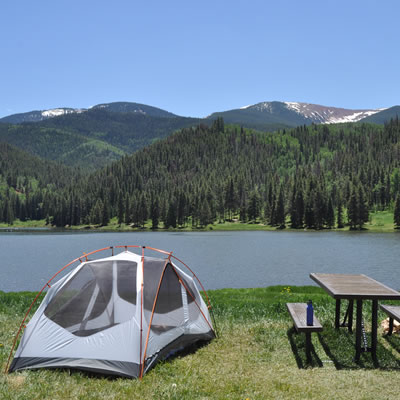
[310,273,400,300]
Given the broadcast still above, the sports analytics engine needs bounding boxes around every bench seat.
[380,304,400,335]
[287,302,323,362]
[286,303,323,333]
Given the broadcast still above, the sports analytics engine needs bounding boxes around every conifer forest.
[1,117,400,230]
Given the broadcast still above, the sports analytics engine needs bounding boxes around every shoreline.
[0,210,396,233]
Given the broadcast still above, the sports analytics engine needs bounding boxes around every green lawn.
[366,210,395,232]
[2,287,400,399]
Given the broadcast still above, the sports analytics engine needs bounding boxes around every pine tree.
[325,197,335,229]
[337,201,344,228]
[313,189,325,230]
[358,185,369,229]
[347,187,359,230]
[239,202,247,222]
[248,190,261,222]
[138,194,148,228]
[165,201,177,229]
[199,200,212,227]
[124,195,131,225]
[290,189,304,228]
[90,199,103,225]
[391,168,400,201]
[394,195,400,229]
[117,192,124,225]
[4,199,14,225]
[101,198,110,226]
[275,188,285,228]
[304,193,315,229]
[225,179,236,221]
[151,195,160,229]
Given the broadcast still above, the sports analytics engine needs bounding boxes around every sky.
[1,0,399,118]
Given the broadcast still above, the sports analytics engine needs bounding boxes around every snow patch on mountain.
[41,108,86,118]
[284,102,385,124]
[250,102,273,113]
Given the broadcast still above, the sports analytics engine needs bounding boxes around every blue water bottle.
[307,300,314,326]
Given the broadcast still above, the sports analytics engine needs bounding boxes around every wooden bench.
[380,304,400,335]
[286,302,323,361]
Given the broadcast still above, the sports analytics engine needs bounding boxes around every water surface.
[1,230,400,292]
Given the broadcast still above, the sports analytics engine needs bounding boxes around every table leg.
[335,299,341,329]
[348,300,354,333]
[355,299,362,362]
[371,300,378,361]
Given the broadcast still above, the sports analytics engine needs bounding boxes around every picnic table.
[310,273,400,361]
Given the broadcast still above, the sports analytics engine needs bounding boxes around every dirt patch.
[7,374,26,389]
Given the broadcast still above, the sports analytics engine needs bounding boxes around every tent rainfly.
[7,246,215,378]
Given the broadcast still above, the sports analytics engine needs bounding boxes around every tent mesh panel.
[150,264,185,334]
[180,274,201,321]
[44,260,137,336]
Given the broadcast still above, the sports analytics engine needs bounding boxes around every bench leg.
[305,332,312,362]
[388,317,394,336]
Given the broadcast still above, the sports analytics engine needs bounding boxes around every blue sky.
[1,0,399,118]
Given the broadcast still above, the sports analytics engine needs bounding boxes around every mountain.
[207,101,385,130]
[0,141,85,224]
[0,141,81,195]
[207,101,303,131]
[91,102,178,118]
[38,108,201,153]
[0,100,397,171]
[0,108,85,124]
[359,106,400,124]
[282,102,384,124]
[0,102,178,124]
[0,108,201,169]
[0,122,126,170]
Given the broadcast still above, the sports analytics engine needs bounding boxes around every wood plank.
[380,304,400,321]
[286,303,323,333]
[310,273,400,300]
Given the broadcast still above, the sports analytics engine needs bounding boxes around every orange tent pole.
[4,246,115,374]
[139,254,171,378]
[169,264,215,334]
[5,245,215,374]
[170,254,212,308]
[139,246,145,377]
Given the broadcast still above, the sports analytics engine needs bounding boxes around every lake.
[1,230,400,292]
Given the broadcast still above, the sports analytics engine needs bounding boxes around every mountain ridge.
[0,101,179,124]
[0,100,398,171]
[0,108,201,169]
[207,101,387,128]
[1,100,396,126]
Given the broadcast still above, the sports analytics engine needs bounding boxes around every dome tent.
[7,246,215,378]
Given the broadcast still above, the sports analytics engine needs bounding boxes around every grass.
[366,210,395,232]
[2,287,400,399]
[0,219,48,229]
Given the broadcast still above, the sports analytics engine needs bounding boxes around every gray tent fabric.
[9,250,215,378]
